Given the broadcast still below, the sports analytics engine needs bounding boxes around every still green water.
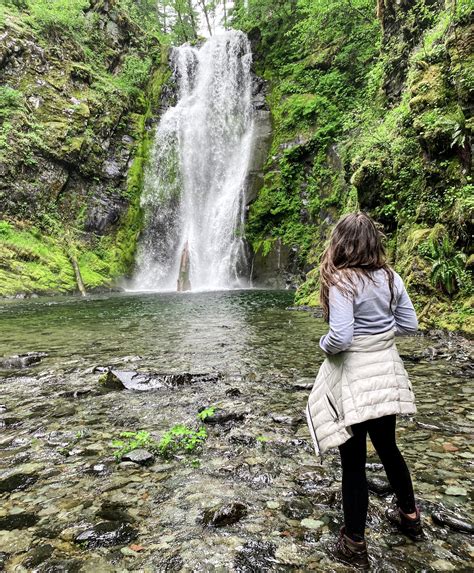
[0,290,325,376]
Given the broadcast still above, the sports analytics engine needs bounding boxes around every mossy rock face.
[0,1,172,297]
[408,64,447,113]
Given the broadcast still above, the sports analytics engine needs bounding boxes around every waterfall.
[132,30,255,292]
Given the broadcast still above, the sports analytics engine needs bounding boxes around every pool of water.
[0,291,472,572]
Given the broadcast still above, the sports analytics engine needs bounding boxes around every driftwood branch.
[69,255,87,297]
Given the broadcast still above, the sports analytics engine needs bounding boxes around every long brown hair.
[319,212,395,321]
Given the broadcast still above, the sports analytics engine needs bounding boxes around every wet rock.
[96,501,135,523]
[74,521,138,548]
[291,380,314,391]
[51,404,76,418]
[99,369,221,391]
[270,413,300,427]
[366,463,384,471]
[199,502,248,527]
[202,409,246,427]
[282,498,313,520]
[234,540,276,572]
[0,470,39,493]
[430,559,456,571]
[444,485,467,496]
[0,529,32,552]
[38,558,83,572]
[59,387,95,399]
[367,476,392,495]
[300,518,324,530]
[122,448,155,466]
[229,434,257,446]
[0,512,39,530]
[399,353,423,363]
[431,510,474,534]
[85,463,111,477]
[226,387,242,397]
[0,351,48,368]
[22,544,55,568]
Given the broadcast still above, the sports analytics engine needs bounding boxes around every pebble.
[266,501,280,509]
[430,559,457,571]
[300,518,324,530]
[444,486,468,496]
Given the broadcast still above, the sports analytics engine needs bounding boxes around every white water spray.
[132,30,255,291]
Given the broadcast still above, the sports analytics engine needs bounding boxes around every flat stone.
[444,486,468,496]
[266,501,280,509]
[75,521,138,548]
[120,547,139,556]
[122,449,155,466]
[203,410,246,426]
[430,559,456,571]
[300,518,324,530]
[0,352,48,369]
[0,530,32,552]
[22,544,55,568]
[0,471,39,493]
[0,512,39,530]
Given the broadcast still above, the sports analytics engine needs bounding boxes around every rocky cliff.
[0,0,169,295]
[236,0,473,333]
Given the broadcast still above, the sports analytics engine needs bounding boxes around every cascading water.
[132,30,255,292]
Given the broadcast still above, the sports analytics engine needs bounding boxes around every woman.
[306,212,423,570]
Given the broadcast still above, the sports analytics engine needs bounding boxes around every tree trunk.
[69,255,87,297]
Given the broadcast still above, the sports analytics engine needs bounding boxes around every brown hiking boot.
[329,526,370,570]
[386,505,424,541]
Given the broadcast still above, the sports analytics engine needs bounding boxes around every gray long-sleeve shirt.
[319,269,418,355]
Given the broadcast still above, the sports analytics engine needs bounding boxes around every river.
[0,291,472,571]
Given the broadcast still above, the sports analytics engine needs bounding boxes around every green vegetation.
[232,0,473,333]
[0,0,171,296]
[1,0,472,335]
[197,405,216,421]
[111,430,156,460]
[157,425,208,458]
[419,235,470,296]
[111,424,209,461]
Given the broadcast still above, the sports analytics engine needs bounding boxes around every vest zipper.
[306,403,324,463]
[326,394,340,421]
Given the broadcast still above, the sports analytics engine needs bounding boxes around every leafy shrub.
[157,425,207,458]
[0,87,24,120]
[111,430,155,460]
[419,236,468,295]
[116,54,153,95]
[27,0,90,38]
[197,406,216,421]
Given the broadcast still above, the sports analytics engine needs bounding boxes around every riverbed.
[0,291,472,572]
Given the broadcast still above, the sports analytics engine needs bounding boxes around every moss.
[294,268,320,307]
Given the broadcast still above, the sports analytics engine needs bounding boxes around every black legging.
[338,414,416,541]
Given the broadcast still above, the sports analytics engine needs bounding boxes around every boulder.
[199,502,248,527]
[1,352,48,369]
[0,470,39,493]
[99,369,221,391]
[74,521,138,548]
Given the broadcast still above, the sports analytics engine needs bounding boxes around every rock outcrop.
[0,0,170,296]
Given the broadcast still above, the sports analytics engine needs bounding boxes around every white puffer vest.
[306,328,416,456]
